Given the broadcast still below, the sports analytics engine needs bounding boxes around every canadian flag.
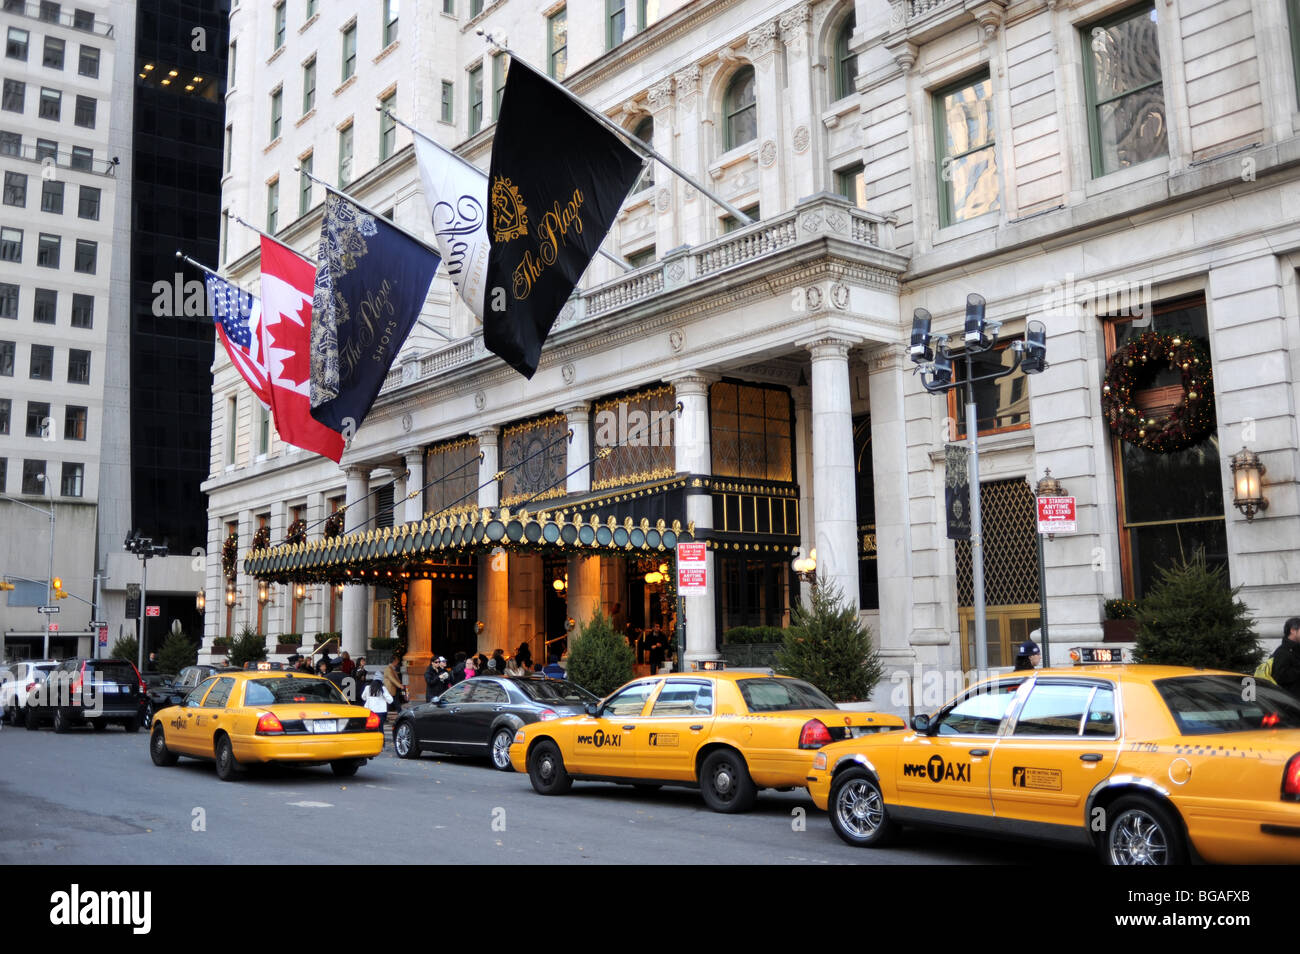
[258,237,345,462]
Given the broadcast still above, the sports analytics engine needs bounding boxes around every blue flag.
[309,190,441,434]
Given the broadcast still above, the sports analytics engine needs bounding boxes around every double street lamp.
[910,294,1048,673]
[125,531,168,671]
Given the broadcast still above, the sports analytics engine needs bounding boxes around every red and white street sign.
[676,542,708,594]
[97,626,108,646]
[49,623,58,632]
[1037,496,1077,534]
[145,605,161,617]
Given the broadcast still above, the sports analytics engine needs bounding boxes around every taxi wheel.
[214,734,243,782]
[700,749,757,813]
[490,728,516,772]
[829,770,897,848]
[528,741,572,795]
[331,759,361,777]
[393,720,420,759]
[1103,796,1187,866]
[150,726,178,766]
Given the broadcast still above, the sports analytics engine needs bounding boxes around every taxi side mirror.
[585,703,600,717]
[911,714,933,734]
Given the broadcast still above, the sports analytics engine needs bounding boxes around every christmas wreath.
[285,518,307,546]
[324,510,345,539]
[251,526,271,551]
[221,532,239,582]
[1101,332,1215,454]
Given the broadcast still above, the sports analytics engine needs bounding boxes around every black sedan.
[142,664,233,726]
[393,675,598,771]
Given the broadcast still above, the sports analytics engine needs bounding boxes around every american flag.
[207,273,270,407]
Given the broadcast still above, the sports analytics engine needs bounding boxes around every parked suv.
[26,657,147,733]
[0,660,58,726]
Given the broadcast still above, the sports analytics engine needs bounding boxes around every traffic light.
[52,576,67,599]
[0,581,14,591]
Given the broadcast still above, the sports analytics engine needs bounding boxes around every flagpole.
[296,166,441,258]
[478,32,754,227]
[376,107,633,274]
[174,250,223,280]
[226,211,319,265]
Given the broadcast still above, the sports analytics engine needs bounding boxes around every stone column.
[673,65,704,246]
[646,76,677,257]
[667,372,718,664]
[390,460,408,525]
[746,22,783,210]
[561,403,591,495]
[792,383,814,606]
[405,580,433,699]
[342,464,372,657]
[567,553,601,630]
[401,447,424,523]
[806,337,860,610]
[476,427,500,509]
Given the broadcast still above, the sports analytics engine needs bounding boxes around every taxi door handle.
[493,706,505,712]
[969,748,989,757]
[689,725,704,731]
[622,725,637,731]
[1079,753,1103,762]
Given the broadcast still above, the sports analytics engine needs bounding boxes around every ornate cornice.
[647,76,675,112]
[674,64,701,100]
[746,22,779,59]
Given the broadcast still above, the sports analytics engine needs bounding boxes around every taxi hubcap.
[1111,811,1167,865]
[714,767,733,795]
[539,756,554,780]
[837,780,883,836]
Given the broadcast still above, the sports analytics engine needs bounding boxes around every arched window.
[834,12,857,101]
[632,116,654,191]
[723,66,757,150]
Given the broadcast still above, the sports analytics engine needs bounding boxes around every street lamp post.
[125,531,168,670]
[1033,469,1066,668]
[910,295,1048,673]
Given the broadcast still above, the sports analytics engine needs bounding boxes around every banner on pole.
[945,443,971,541]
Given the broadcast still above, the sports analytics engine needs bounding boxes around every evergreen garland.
[285,519,307,546]
[1101,332,1215,453]
[221,531,239,582]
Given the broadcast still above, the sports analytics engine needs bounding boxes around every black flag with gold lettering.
[485,60,644,378]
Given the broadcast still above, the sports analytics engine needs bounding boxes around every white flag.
[414,134,490,319]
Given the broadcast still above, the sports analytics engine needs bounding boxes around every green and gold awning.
[244,505,696,584]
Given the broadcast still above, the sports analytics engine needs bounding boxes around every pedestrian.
[1271,617,1300,701]
[542,654,565,679]
[362,678,392,727]
[349,656,368,705]
[648,624,666,673]
[504,654,526,677]
[430,656,453,697]
[492,648,507,673]
[515,642,532,672]
[383,657,405,715]
[451,652,468,684]
[316,659,330,677]
[464,655,478,679]
[1013,638,1042,671]
[145,652,158,673]
[423,657,443,703]
[339,651,354,676]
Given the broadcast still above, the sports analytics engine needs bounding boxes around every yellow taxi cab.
[805,657,1300,864]
[509,671,904,812]
[149,670,384,781]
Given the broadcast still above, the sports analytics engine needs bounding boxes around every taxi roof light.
[256,712,285,735]
[799,718,833,749]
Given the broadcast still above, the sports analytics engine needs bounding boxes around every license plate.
[101,685,119,694]
[310,720,338,733]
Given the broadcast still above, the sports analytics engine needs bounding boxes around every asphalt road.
[0,721,1089,865]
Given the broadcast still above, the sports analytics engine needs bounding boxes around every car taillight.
[256,712,285,735]
[70,669,83,695]
[537,708,559,721]
[799,718,833,749]
[137,670,146,694]
[1284,754,1300,801]
[25,680,37,693]
[365,711,381,730]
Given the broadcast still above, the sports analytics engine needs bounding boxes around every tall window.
[37,233,60,268]
[440,80,454,123]
[306,0,317,19]
[379,90,396,160]
[61,461,83,497]
[0,339,12,375]
[1107,296,1224,598]
[36,139,58,161]
[225,395,237,466]
[33,288,56,323]
[0,226,22,261]
[2,80,25,112]
[383,0,399,47]
[64,405,86,440]
[29,343,52,379]
[70,146,92,170]
[606,0,626,50]
[302,57,316,114]
[1081,3,1166,178]
[710,381,793,481]
[273,2,286,51]
[338,123,353,186]
[228,40,237,87]
[26,401,50,436]
[67,348,90,384]
[1290,0,1300,107]
[0,131,20,155]
[341,23,357,81]
[77,184,99,219]
[7,27,29,60]
[224,124,233,172]
[0,398,8,434]
[70,293,92,328]
[0,282,15,317]
[835,162,866,209]
[73,239,95,273]
[299,153,313,215]
[632,116,653,191]
[548,8,567,80]
[270,87,283,140]
[3,171,25,206]
[39,2,60,24]
[721,203,759,234]
[41,179,63,213]
[723,67,757,150]
[39,87,61,120]
[948,344,1030,438]
[43,36,65,70]
[443,0,454,13]
[470,0,483,16]
[78,44,98,77]
[22,459,46,495]
[256,403,270,456]
[492,55,506,120]
[267,179,279,233]
[934,72,999,226]
[468,64,483,134]
[834,11,857,100]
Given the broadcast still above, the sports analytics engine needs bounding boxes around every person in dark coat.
[350,657,369,705]
[1272,617,1300,701]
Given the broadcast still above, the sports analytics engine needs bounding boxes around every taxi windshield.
[245,677,348,707]
[1155,675,1300,734]
[737,677,836,712]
